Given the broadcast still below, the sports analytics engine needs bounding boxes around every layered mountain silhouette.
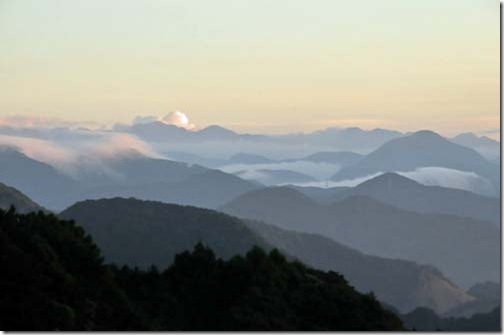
[115,122,403,152]
[286,127,403,149]
[233,169,317,185]
[291,151,363,166]
[220,187,499,288]
[116,122,265,143]
[331,131,499,194]
[451,133,500,160]
[228,153,275,164]
[286,185,350,203]
[0,147,258,210]
[60,197,472,314]
[330,173,499,226]
[244,220,473,314]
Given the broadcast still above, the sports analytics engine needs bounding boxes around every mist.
[289,167,495,196]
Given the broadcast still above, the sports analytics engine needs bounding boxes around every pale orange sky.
[0,0,500,138]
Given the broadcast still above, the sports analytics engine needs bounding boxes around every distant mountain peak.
[409,130,444,140]
[226,186,315,207]
[355,172,420,189]
[199,125,237,135]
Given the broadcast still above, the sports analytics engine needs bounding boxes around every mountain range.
[60,197,473,314]
[220,187,500,288]
[329,173,499,226]
[331,131,499,195]
[0,147,259,211]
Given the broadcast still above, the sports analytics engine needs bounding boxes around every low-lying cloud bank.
[289,167,496,196]
[218,161,342,181]
[0,132,163,178]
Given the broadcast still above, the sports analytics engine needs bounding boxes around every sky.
[0,0,500,137]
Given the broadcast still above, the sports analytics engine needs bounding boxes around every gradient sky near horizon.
[0,0,500,137]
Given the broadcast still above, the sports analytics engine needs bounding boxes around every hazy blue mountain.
[331,131,499,193]
[452,133,500,160]
[244,220,473,314]
[162,151,227,168]
[221,187,500,288]
[194,125,239,140]
[79,168,259,210]
[286,185,350,203]
[296,151,363,165]
[401,307,500,331]
[118,122,243,143]
[0,182,44,213]
[299,127,403,149]
[118,122,403,152]
[60,198,270,268]
[228,153,275,164]
[331,173,500,226]
[0,147,77,210]
[104,155,207,184]
[445,282,500,318]
[234,169,317,186]
[0,147,258,210]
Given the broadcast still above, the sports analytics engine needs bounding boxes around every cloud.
[218,161,342,181]
[397,167,495,196]
[133,111,197,130]
[289,167,495,196]
[0,132,164,178]
[0,135,77,166]
[290,173,382,188]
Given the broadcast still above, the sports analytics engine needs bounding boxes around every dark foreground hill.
[61,197,472,314]
[60,198,270,268]
[0,208,403,331]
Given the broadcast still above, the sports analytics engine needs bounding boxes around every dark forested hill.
[60,197,271,268]
[0,208,404,331]
[0,208,142,331]
[114,244,404,331]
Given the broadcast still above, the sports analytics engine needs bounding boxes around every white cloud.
[218,161,342,181]
[133,111,197,130]
[397,167,495,195]
[0,132,164,178]
[289,167,496,196]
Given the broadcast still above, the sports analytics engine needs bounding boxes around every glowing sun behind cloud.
[133,111,197,130]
